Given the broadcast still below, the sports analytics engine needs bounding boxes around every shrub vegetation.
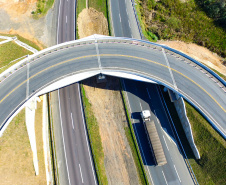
[138,0,226,57]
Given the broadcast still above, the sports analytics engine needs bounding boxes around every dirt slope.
[0,0,57,47]
[83,77,140,185]
[157,40,226,76]
[77,8,108,38]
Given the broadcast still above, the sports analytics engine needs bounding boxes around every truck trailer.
[141,110,167,166]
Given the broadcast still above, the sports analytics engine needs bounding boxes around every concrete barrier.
[174,97,200,159]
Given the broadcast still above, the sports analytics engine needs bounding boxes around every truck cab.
[141,110,151,122]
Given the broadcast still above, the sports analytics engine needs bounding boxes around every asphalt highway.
[0,42,225,136]
[110,0,198,184]
[55,0,97,184]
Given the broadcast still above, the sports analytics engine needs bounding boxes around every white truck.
[141,110,167,166]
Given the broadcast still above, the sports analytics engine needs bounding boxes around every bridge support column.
[25,96,41,175]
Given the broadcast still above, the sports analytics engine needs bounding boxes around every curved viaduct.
[0,35,226,138]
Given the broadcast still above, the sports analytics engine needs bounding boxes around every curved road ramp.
[0,35,225,139]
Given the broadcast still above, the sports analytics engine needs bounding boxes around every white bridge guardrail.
[0,35,225,139]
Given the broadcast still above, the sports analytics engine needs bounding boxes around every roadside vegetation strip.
[160,87,225,185]
[120,84,149,185]
[0,105,46,184]
[0,41,32,68]
[0,33,44,51]
[138,0,226,58]
[134,0,158,41]
[185,102,226,185]
[80,84,108,185]
[32,0,55,19]
[47,94,59,185]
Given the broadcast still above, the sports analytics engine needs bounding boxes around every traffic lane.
[50,91,69,185]
[153,85,194,185]
[59,87,82,185]
[68,83,97,185]
[118,0,132,37]
[123,79,180,185]
[110,0,125,37]
[167,54,226,109]
[125,80,194,184]
[101,56,173,87]
[58,0,74,43]
[124,0,141,39]
[174,72,226,133]
[98,43,168,66]
[137,83,185,185]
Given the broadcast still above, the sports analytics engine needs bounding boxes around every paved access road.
[54,0,97,184]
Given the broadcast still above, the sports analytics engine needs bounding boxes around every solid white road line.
[77,84,97,185]
[163,135,169,151]
[119,13,121,22]
[146,88,151,99]
[58,89,71,185]
[121,79,154,185]
[26,63,30,100]
[57,0,62,44]
[79,164,84,183]
[174,165,181,182]
[70,112,74,129]
[162,171,168,185]
[129,21,131,28]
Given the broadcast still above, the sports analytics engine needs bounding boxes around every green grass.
[0,33,43,51]
[0,38,5,42]
[138,0,226,57]
[89,0,111,36]
[32,0,55,19]
[159,87,226,185]
[185,102,226,185]
[0,41,32,68]
[209,67,226,81]
[81,84,108,185]
[77,0,86,16]
[89,0,108,18]
[135,0,158,41]
[120,89,149,185]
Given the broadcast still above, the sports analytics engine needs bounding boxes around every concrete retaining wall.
[174,97,200,159]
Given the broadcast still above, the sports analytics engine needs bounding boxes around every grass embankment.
[88,0,111,36]
[81,85,108,184]
[0,33,44,74]
[185,102,226,185]
[121,90,149,185]
[76,0,111,38]
[160,87,226,185]
[0,102,46,184]
[33,0,55,19]
[0,41,32,74]
[136,0,226,58]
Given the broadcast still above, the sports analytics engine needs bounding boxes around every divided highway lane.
[110,0,195,184]
[122,80,194,185]
[58,85,96,185]
[57,0,76,43]
[56,0,97,184]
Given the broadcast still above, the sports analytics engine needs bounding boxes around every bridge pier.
[25,96,41,175]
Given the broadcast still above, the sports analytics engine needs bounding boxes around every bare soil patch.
[158,40,226,76]
[77,8,108,38]
[83,77,140,185]
[0,0,57,47]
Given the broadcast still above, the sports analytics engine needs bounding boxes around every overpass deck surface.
[0,37,225,138]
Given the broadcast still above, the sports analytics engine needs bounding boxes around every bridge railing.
[1,36,225,90]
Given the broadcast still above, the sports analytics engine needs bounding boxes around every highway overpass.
[0,35,225,140]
